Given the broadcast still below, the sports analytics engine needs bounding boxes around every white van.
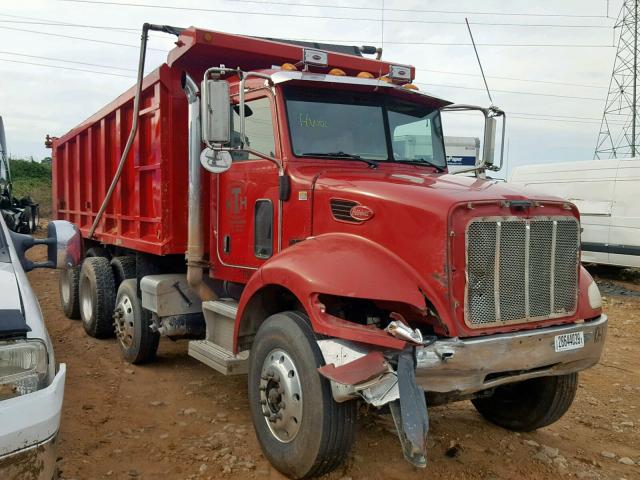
[509,158,640,268]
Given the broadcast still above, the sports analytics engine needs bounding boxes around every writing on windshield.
[284,86,446,167]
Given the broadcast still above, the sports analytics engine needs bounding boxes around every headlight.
[588,281,602,310]
[0,340,48,401]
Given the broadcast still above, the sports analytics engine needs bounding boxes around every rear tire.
[248,311,357,479]
[110,256,136,287]
[113,279,159,364]
[472,373,578,431]
[59,266,81,319]
[30,205,39,232]
[79,256,116,338]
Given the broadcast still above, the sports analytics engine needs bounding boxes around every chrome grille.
[466,217,579,327]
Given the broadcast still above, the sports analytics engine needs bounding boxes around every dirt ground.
[24,242,640,480]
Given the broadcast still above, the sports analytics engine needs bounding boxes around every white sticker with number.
[554,332,585,352]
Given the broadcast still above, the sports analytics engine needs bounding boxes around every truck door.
[216,93,281,270]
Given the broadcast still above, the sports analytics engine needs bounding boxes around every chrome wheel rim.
[79,277,93,324]
[259,349,303,443]
[60,270,71,304]
[113,294,135,349]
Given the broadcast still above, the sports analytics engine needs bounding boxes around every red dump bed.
[51,27,410,255]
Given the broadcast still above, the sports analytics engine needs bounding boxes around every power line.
[0,50,137,71]
[0,15,614,30]
[281,35,616,48]
[0,19,140,33]
[415,81,604,100]
[59,0,616,29]
[63,0,613,19]
[509,115,622,125]
[0,13,171,39]
[416,68,606,89]
[0,57,134,78]
[510,111,609,121]
[0,25,169,52]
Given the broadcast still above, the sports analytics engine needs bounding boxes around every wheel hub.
[113,295,135,349]
[259,349,302,443]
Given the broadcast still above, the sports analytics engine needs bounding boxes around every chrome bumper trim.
[415,315,607,395]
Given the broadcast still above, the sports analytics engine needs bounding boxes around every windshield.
[284,86,446,167]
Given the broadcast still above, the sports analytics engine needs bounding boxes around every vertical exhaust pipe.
[182,72,217,302]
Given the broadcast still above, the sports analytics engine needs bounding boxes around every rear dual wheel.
[248,312,357,479]
[79,256,116,338]
[59,266,81,319]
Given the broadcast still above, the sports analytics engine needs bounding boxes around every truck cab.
[51,27,607,479]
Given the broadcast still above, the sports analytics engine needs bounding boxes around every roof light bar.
[303,48,328,67]
[388,65,412,82]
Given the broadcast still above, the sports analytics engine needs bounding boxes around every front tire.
[79,256,116,338]
[248,311,356,479]
[113,279,159,364]
[472,373,578,431]
[59,266,81,319]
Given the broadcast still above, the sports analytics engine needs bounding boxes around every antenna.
[465,18,494,105]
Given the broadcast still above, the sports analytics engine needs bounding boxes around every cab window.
[231,97,276,160]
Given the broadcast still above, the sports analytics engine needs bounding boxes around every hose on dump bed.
[88,23,183,239]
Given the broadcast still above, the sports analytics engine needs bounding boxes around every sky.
[0,0,626,177]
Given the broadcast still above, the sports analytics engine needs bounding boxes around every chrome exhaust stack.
[182,72,217,302]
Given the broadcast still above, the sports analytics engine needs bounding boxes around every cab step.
[187,298,249,375]
[188,340,249,375]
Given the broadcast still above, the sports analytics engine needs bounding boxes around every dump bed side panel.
[52,65,194,256]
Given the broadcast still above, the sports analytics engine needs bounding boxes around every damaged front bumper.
[414,314,607,396]
[317,315,607,467]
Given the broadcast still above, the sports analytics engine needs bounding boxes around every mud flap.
[389,350,429,468]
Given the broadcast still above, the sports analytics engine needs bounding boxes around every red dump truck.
[49,24,607,478]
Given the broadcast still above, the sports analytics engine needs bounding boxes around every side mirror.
[10,220,82,272]
[201,79,231,145]
[440,104,505,175]
[483,117,496,169]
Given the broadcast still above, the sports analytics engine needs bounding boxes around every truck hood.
[310,168,577,337]
[313,170,564,208]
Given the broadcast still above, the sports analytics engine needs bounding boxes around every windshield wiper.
[391,159,445,173]
[301,151,379,168]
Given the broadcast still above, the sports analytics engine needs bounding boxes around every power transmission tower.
[595,0,640,159]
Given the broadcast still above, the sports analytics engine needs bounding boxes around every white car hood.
[0,263,21,311]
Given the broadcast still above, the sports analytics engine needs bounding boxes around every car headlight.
[588,281,602,310]
[0,340,48,401]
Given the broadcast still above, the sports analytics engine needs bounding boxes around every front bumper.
[415,315,607,395]
[0,363,66,479]
[0,434,58,480]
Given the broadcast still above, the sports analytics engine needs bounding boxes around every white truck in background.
[392,135,479,173]
[510,158,640,268]
[445,136,480,173]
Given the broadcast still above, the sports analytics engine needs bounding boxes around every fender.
[234,233,451,352]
